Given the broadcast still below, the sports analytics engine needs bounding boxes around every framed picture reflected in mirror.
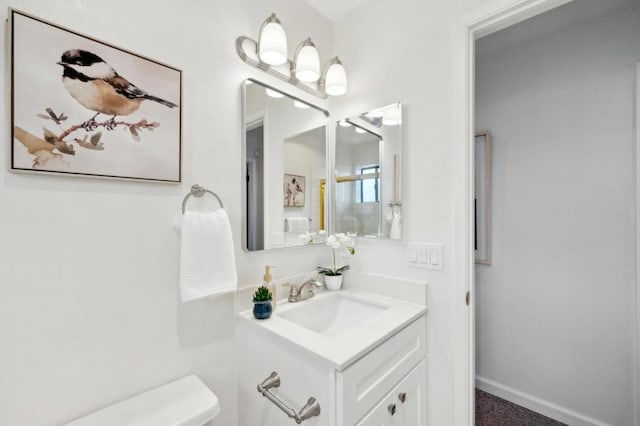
[475,131,491,265]
[284,173,305,207]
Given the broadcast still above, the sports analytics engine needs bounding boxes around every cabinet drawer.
[356,360,427,426]
[337,317,425,425]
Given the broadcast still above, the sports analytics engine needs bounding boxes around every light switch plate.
[407,242,444,270]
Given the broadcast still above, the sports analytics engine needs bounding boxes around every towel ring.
[182,184,224,214]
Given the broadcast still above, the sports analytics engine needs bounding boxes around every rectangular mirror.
[335,103,402,240]
[242,79,330,251]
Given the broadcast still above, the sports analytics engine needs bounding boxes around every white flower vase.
[324,274,344,291]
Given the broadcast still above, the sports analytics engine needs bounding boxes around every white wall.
[283,129,326,232]
[3,0,611,425]
[475,4,639,425]
[264,96,326,248]
[332,1,484,424]
[0,1,333,424]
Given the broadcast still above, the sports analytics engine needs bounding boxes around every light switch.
[429,248,440,265]
[417,247,429,264]
[407,245,418,263]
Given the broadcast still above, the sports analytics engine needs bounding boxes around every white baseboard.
[475,376,609,426]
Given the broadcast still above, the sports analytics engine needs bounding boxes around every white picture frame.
[10,9,182,182]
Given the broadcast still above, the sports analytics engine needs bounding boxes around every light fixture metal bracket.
[236,36,329,99]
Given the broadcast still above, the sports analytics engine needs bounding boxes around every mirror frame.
[241,78,333,252]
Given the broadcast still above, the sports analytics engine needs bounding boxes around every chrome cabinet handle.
[388,404,397,415]
[398,392,407,403]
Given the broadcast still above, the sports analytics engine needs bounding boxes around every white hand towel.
[179,209,237,302]
[285,217,310,233]
[389,208,402,240]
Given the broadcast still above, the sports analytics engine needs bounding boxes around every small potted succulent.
[252,286,273,320]
[317,233,356,291]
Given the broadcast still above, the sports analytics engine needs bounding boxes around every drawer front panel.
[338,317,425,425]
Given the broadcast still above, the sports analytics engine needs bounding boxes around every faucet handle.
[304,278,324,288]
[285,283,299,302]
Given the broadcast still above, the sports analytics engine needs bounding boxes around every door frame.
[452,1,640,425]
[634,62,640,426]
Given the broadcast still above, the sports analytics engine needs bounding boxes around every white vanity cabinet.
[238,299,427,426]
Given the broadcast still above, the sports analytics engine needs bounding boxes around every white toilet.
[65,375,220,426]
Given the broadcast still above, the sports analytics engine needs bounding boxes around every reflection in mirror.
[243,79,329,251]
[334,103,402,240]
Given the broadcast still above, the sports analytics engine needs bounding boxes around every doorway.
[456,0,640,425]
[246,123,264,251]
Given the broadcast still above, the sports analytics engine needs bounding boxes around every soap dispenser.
[263,265,277,310]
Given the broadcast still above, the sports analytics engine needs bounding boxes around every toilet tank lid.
[65,375,220,426]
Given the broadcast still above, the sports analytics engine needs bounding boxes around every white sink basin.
[238,289,426,370]
[278,293,389,336]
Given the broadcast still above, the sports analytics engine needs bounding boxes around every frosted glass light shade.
[382,104,401,126]
[338,120,351,127]
[295,43,320,83]
[325,62,347,96]
[258,15,288,66]
[265,88,284,98]
[293,100,310,109]
[355,127,366,134]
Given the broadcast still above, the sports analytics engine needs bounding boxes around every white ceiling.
[302,0,370,22]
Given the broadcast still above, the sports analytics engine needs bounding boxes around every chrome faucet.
[288,278,324,303]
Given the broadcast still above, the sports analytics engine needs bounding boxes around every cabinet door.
[355,394,394,426]
[392,359,426,426]
[355,360,426,426]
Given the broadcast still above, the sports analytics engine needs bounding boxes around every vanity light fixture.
[265,88,285,98]
[293,100,310,109]
[258,13,288,66]
[236,13,347,99]
[355,127,367,134]
[293,38,320,83]
[338,120,352,127]
[320,57,347,96]
[382,103,401,126]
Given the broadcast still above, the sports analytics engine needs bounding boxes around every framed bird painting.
[9,9,182,182]
[284,174,305,207]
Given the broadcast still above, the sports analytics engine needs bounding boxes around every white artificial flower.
[299,231,316,245]
[319,233,357,275]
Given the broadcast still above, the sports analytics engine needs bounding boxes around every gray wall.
[475,4,639,425]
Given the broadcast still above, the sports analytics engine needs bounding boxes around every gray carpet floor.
[476,389,567,426]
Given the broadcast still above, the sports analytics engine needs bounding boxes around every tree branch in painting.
[13,107,162,169]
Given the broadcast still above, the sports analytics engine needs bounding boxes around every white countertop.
[237,290,426,371]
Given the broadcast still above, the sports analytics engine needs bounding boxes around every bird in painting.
[56,49,177,123]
